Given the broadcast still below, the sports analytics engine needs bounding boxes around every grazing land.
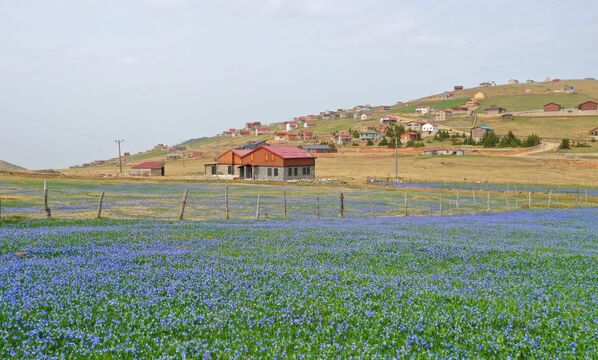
[1,209,596,358]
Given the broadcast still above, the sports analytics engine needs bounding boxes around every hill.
[61,78,598,185]
[0,160,26,171]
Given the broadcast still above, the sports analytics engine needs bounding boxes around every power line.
[0,106,111,141]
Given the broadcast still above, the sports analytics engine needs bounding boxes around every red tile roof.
[132,161,165,169]
[232,149,252,157]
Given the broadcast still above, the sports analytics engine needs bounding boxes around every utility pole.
[394,132,399,186]
[115,139,124,174]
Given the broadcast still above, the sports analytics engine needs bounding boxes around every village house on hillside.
[245,121,262,130]
[453,85,464,91]
[473,92,486,101]
[237,140,268,150]
[501,113,514,120]
[544,102,562,112]
[471,125,494,142]
[360,113,372,121]
[421,122,439,136]
[405,121,425,132]
[334,133,353,145]
[285,121,298,131]
[441,91,454,99]
[484,105,506,115]
[359,130,381,142]
[299,144,337,154]
[400,131,418,144]
[205,146,316,181]
[379,117,398,125]
[415,105,431,115]
[131,161,165,177]
[304,121,316,128]
[578,101,598,111]
[435,109,452,121]
[254,127,270,135]
[589,127,598,139]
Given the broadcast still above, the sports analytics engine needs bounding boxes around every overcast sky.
[1,0,597,169]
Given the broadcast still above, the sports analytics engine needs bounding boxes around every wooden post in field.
[528,191,532,208]
[585,189,588,206]
[472,190,476,206]
[339,193,344,218]
[548,189,552,208]
[429,200,433,216]
[439,195,443,216]
[403,192,408,217]
[0,193,2,221]
[43,180,51,219]
[514,191,518,208]
[368,196,375,217]
[225,186,229,220]
[456,192,460,209]
[316,197,320,219]
[283,191,288,218]
[96,191,105,219]
[487,191,490,211]
[255,194,260,219]
[178,188,188,220]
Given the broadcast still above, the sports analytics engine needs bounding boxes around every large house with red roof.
[131,161,165,176]
[205,145,316,181]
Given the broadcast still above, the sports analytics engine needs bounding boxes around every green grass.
[476,94,594,112]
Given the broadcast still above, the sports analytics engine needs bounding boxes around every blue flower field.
[1,209,596,358]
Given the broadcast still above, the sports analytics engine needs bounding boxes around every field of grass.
[443,115,598,139]
[1,209,596,357]
[476,94,593,113]
[4,176,595,221]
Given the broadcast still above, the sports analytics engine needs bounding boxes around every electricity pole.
[394,132,399,186]
[115,139,124,174]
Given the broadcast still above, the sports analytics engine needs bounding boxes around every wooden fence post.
[369,196,375,217]
[456,192,460,209]
[548,189,552,208]
[515,190,518,208]
[43,180,51,219]
[225,186,229,220]
[179,188,188,220]
[255,194,260,219]
[316,197,320,219]
[283,190,288,218]
[472,190,476,205]
[585,189,588,206]
[528,191,532,209]
[96,191,105,219]
[403,192,408,216]
[339,193,344,218]
[439,195,443,216]
[487,191,490,211]
[429,200,433,216]
[0,193,2,221]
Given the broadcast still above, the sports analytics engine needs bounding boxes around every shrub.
[559,138,570,150]
[366,139,374,146]
[522,134,541,148]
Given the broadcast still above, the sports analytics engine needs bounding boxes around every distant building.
[300,144,337,153]
[415,105,431,115]
[589,127,598,139]
[405,121,425,132]
[274,132,288,141]
[577,101,598,111]
[254,127,270,135]
[334,133,353,145]
[360,113,371,121]
[471,126,494,142]
[285,121,298,131]
[237,140,268,150]
[379,117,398,125]
[400,131,418,144]
[453,85,464,91]
[421,122,439,136]
[473,92,486,100]
[440,91,455,99]
[245,121,262,130]
[508,79,519,84]
[484,105,506,115]
[423,148,465,156]
[131,161,165,176]
[359,130,381,142]
[435,110,452,121]
[563,85,575,93]
[501,113,514,120]
[304,121,316,128]
[544,102,562,112]
[379,105,391,111]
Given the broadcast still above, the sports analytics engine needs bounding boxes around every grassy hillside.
[0,160,25,171]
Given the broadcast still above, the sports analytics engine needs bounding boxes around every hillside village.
[56,78,598,184]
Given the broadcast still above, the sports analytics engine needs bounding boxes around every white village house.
[421,122,439,136]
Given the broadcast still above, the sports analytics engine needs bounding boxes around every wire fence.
[0,179,596,221]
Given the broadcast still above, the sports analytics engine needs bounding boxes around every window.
[227,166,233,175]
[265,154,268,162]
[267,168,272,176]
[288,168,292,177]
[293,168,298,176]
[302,167,306,175]
[274,168,278,176]
[306,167,311,175]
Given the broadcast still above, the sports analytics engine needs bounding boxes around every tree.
[366,139,374,146]
[559,138,570,150]
[522,134,541,148]
[480,132,499,148]
[379,137,388,146]
[463,137,477,145]
[498,131,521,148]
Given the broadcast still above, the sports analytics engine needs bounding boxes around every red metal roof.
[132,161,165,169]
[261,146,315,159]
[232,149,252,157]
